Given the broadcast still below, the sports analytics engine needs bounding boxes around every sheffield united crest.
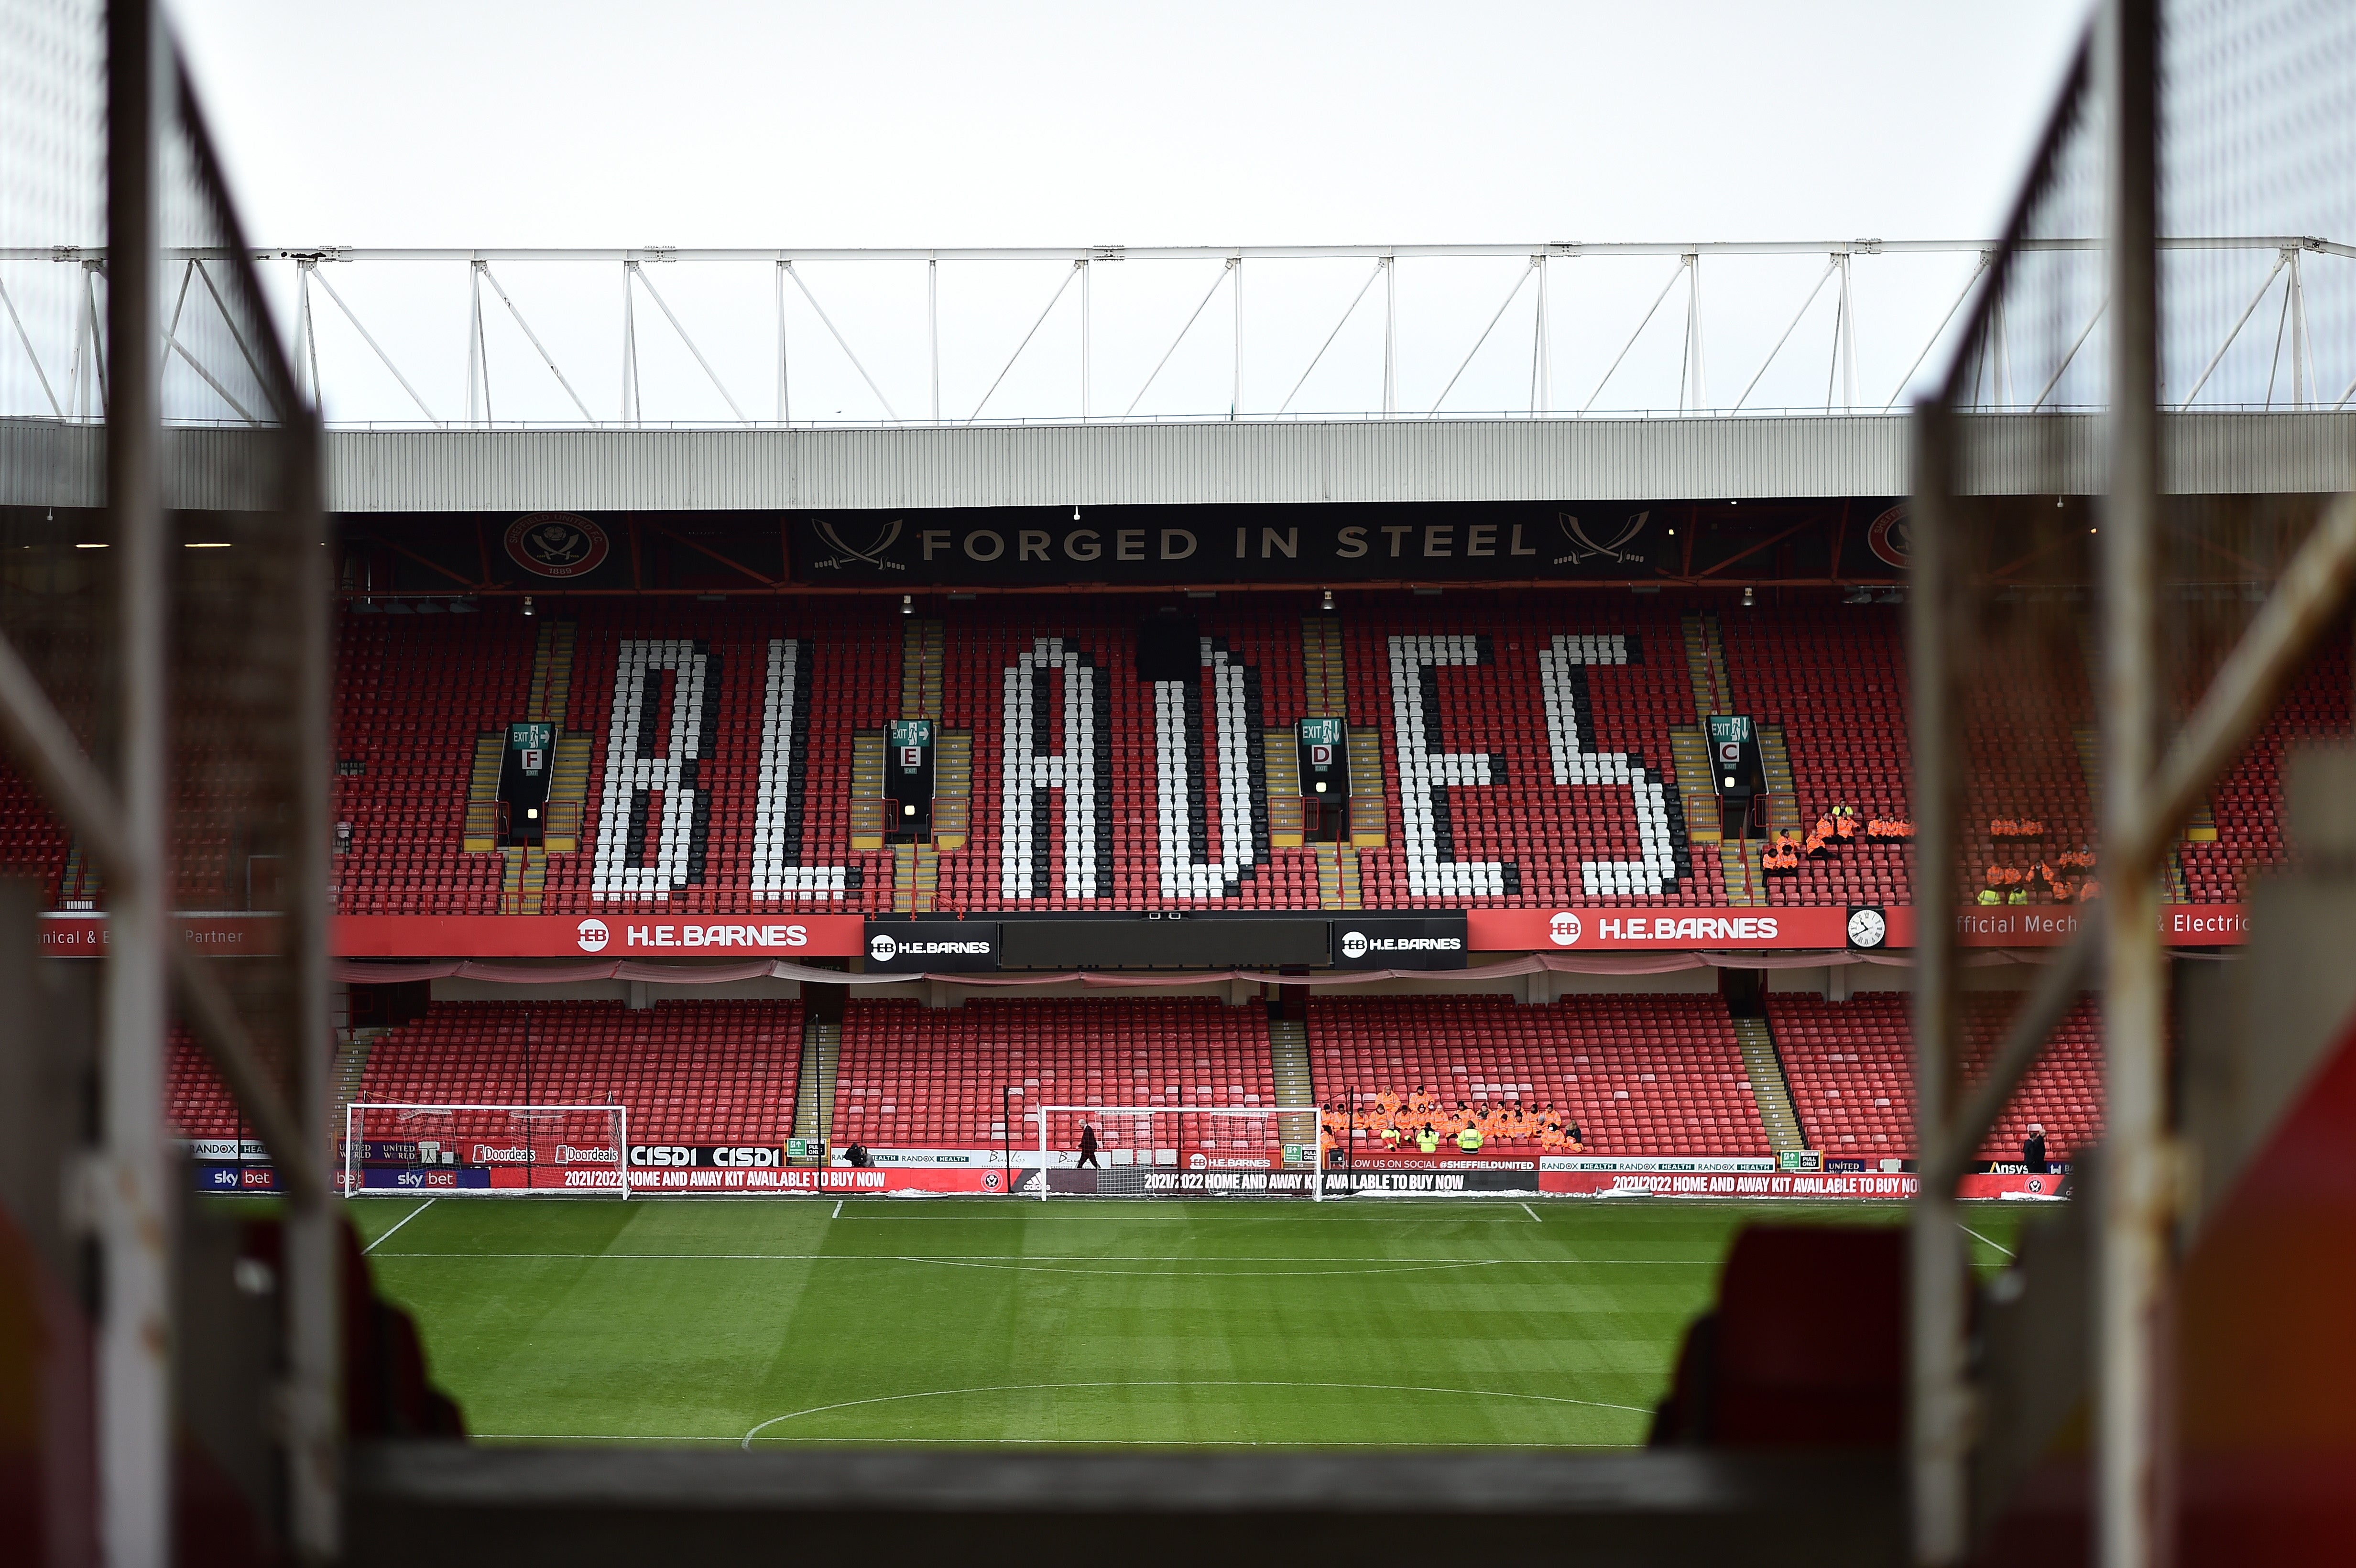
[505,512,611,579]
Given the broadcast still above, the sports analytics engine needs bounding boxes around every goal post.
[1032,1104,1324,1200]
[343,1102,630,1198]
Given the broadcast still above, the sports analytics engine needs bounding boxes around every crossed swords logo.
[811,517,907,573]
[1554,509,1651,566]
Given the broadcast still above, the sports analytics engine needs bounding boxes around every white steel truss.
[3,236,2349,429]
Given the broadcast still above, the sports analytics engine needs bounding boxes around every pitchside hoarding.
[65,904,2255,966]
[330,913,867,958]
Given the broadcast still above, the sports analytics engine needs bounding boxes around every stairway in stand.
[892,843,939,915]
[1718,841,1766,906]
[1756,725,1805,835]
[331,1029,382,1153]
[1313,841,1364,911]
[1681,612,1734,715]
[789,1016,841,1167]
[497,846,547,915]
[1266,1016,1317,1166]
[1669,728,1723,849]
[1730,1014,1808,1154]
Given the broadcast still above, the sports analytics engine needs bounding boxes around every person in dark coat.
[1077,1123,1100,1168]
[2022,1122,2048,1175]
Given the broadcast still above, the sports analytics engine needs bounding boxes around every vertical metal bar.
[1687,254,1707,410]
[1842,255,1859,410]
[1080,257,1091,420]
[1231,254,1242,420]
[1907,402,1968,1566]
[786,261,806,424]
[2099,2,2169,1565]
[1382,256,1396,416]
[927,257,939,424]
[621,262,637,425]
[466,260,484,425]
[293,261,316,407]
[1527,256,1545,414]
[281,369,340,1559]
[102,0,170,1561]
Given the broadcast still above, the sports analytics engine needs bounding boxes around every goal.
[1031,1104,1323,1200]
[343,1102,631,1198]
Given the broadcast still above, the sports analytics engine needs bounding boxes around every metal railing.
[1908,3,2356,1564]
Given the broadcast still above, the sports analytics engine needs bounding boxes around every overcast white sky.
[160,0,2094,423]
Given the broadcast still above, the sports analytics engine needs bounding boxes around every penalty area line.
[1521,1203,1542,1223]
[742,1379,1653,1446]
[832,1200,842,1220]
[363,1199,434,1255]
[1960,1222,2016,1259]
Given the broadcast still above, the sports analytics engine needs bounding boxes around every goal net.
[1031,1104,1322,1199]
[343,1103,630,1197]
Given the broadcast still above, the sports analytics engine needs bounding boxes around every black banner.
[863,920,1001,972]
[1330,915,1469,970]
[793,505,1663,587]
[997,916,1330,969]
[337,500,1920,596]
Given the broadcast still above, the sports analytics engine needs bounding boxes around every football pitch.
[349,1197,2027,1451]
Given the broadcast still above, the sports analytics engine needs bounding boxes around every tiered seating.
[2180,643,2350,902]
[546,604,901,913]
[1306,993,1770,1156]
[1338,604,1722,908]
[1767,991,2102,1160]
[0,773,68,903]
[167,1027,242,1139]
[325,588,2334,918]
[833,996,1274,1155]
[1720,605,1914,907]
[355,1000,803,1144]
[335,611,536,914]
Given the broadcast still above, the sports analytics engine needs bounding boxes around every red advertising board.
[1468,906,1850,951]
[39,905,2252,961]
[1951,902,2249,947]
[1470,903,2251,953]
[40,913,281,957]
[332,913,867,958]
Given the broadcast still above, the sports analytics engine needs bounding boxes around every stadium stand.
[167,985,2110,1172]
[167,1027,242,1140]
[1767,991,2103,1161]
[335,610,534,914]
[1718,606,1914,907]
[346,1000,802,1146]
[831,995,1276,1157]
[26,587,2334,925]
[1306,992,1773,1156]
[318,593,1891,916]
[2179,641,2351,902]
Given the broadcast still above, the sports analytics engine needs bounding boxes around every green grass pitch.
[349,1197,2027,1451]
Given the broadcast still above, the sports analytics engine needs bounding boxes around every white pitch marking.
[1522,1203,1543,1223]
[372,1252,1723,1265]
[475,1434,1646,1449]
[832,1200,843,1220]
[363,1199,435,1255]
[893,1257,1505,1279]
[741,1379,1652,1446]
[1961,1222,2016,1259]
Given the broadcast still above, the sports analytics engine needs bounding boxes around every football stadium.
[4,0,2356,1563]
